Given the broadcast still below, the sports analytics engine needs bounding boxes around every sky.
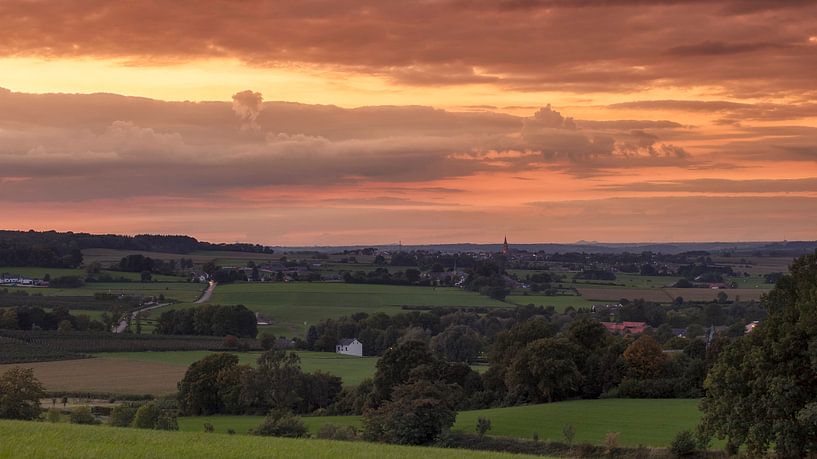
[1,0,816,245]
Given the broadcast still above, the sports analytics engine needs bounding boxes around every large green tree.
[363,380,457,445]
[373,340,435,402]
[0,367,45,420]
[177,353,238,415]
[505,337,583,403]
[700,251,817,456]
[429,324,483,364]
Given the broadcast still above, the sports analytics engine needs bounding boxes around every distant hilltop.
[2,229,815,257]
[268,240,817,256]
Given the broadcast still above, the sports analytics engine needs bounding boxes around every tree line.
[154,304,258,338]
[0,230,274,258]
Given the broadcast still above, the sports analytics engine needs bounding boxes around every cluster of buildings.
[0,274,48,287]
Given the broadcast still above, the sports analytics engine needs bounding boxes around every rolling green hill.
[0,420,541,459]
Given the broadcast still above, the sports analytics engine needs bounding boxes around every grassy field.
[179,415,360,435]
[193,282,510,336]
[11,282,206,303]
[178,399,703,448]
[99,350,378,386]
[454,399,702,447]
[662,288,768,302]
[0,266,184,282]
[0,358,187,395]
[0,420,539,459]
[576,286,769,303]
[1,351,377,396]
[576,287,673,303]
[82,248,279,267]
[505,294,595,312]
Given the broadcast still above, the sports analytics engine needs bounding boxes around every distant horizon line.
[2,228,813,250]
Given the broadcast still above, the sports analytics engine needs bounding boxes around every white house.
[336,338,363,357]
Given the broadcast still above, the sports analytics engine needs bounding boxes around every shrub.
[604,432,620,453]
[46,408,61,423]
[0,367,46,420]
[69,406,98,425]
[476,417,491,437]
[317,424,358,441]
[670,430,697,457]
[363,380,457,445]
[109,405,137,427]
[252,410,308,438]
[223,335,238,349]
[154,410,179,431]
[562,424,576,444]
[131,402,159,429]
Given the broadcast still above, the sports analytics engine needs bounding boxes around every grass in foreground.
[0,420,541,459]
[454,399,703,447]
[179,398,703,448]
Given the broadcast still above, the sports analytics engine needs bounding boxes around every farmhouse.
[601,321,647,335]
[336,338,363,357]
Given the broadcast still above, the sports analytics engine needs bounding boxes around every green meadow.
[504,294,595,312]
[0,265,184,283]
[194,282,510,336]
[97,350,378,386]
[10,282,206,303]
[178,398,703,448]
[0,420,538,459]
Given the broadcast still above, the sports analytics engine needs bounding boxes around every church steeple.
[501,235,509,255]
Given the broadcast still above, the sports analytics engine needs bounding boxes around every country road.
[113,281,216,333]
[194,281,216,304]
[113,302,170,333]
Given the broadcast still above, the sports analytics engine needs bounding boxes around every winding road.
[112,281,216,333]
[194,281,217,304]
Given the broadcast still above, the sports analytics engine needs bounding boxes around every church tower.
[501,235,509,255]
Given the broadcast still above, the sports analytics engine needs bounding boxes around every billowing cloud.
[232,90,264,130]
[0,90,699,202]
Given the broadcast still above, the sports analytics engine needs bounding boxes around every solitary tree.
[363,380,457,445]
[177,353,239,415]
[0,367,46,420]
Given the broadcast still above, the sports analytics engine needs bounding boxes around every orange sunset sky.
[1,0,816,245]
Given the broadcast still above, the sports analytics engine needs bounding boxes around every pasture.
[0,420,537,459]
[81,248,278,268]
[576,286,769,303]
[505,294,595,312]
[100,350,378,386]
[0,358,186,395]
[200,282,510,336]
[178,399,703,448]
[11,282,206,303]
[454,399,702,447]
[1,350,378,395]
[0,265,184,283]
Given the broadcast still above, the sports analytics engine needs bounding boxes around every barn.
[335,338,363,357]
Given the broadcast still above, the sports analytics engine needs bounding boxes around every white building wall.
[336,340,363,357]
